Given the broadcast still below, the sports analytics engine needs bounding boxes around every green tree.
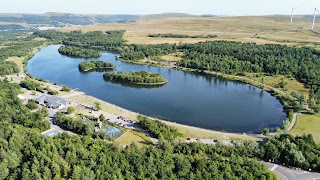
[67,106,75,114]
[261,128,269,135]
[94,102,101,111]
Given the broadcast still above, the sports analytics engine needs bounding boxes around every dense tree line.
[121,43,177,61]
[78,61,115,72]
[0,33,47,75]
[56,114,94,135]
[103,71,167,85]
[20,79,58,95]
[34,30,126,50]
[261,134,320,172]
[149,33,217,38]
[0,61,19,75]
[138,115,182,140]
[0,34,46,61]
[0,80,50,131]
[58,46,102,58]
[177,41,320,103]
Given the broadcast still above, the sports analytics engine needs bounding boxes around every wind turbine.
[291,8,295,24]
[311,8,320,30]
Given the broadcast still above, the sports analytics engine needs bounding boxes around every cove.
[27,45,286,133]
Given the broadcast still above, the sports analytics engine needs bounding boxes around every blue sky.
[0,0,319,15]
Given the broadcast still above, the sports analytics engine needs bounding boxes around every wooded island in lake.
[103,71,167,85]
[58,46,102,58]
[78,61,115,72]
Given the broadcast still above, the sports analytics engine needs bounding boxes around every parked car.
[213,139,218,143]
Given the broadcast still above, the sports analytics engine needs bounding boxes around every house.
[35,94,70,109]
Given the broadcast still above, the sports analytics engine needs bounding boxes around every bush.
[61,85,71,92]
[67,106,75,114]
[26,99,38,110]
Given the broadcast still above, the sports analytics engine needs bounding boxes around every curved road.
[265,162,320,180]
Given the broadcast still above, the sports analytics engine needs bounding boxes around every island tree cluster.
[58,46,102,58]
[103,71,167,85]
[78,61,115,72]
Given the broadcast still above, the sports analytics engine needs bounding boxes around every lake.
[27,45,286,133]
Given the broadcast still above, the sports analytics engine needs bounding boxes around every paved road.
[265,162,320,180]
[47,108,70,134]
[287,112,299,132]
[185,138,232,145]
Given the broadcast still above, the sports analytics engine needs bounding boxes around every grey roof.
[35,94,70,108]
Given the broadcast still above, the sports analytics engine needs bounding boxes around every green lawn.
[290,113,320,144]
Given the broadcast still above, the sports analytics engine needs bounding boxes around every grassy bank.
[290,113,320,144]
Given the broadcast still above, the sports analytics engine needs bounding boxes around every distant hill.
[138,13,196,21]
[0,13,139,27]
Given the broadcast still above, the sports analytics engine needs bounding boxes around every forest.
[0,33,47,75]
[0,61,19,75]
[34,30,126,51]
[138,115,182,140]
[148,33,217,38]
[120,43,177,61]
[78,61,115,72]
[103,71,167,85]
[58,46,102,58]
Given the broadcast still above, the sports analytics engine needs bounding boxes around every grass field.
[245,73,309,98]
[161,52,182,61]
[59,16,320,46]
[290,113,320,144]
[6,56,24,66]
[115,130,153,148]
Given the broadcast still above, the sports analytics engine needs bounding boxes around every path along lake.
[27,45,286,133]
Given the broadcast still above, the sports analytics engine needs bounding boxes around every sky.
[0,0,319,16]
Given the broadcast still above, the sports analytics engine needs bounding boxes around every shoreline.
[71,92,263,141]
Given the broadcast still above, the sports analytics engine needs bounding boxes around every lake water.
[27,45,286,133]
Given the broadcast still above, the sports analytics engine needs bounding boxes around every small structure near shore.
[35,94,70,109]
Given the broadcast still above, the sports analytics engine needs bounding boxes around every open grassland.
[6,56,24,66]
[59,16,320,45]
[115,130,153,148]
[290,113,320,144]
[161,52,182,61]
[245,73,309,98]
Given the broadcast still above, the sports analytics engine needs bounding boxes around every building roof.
[35,94,69,108]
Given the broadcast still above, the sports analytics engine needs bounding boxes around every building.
[35,94,70,109]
